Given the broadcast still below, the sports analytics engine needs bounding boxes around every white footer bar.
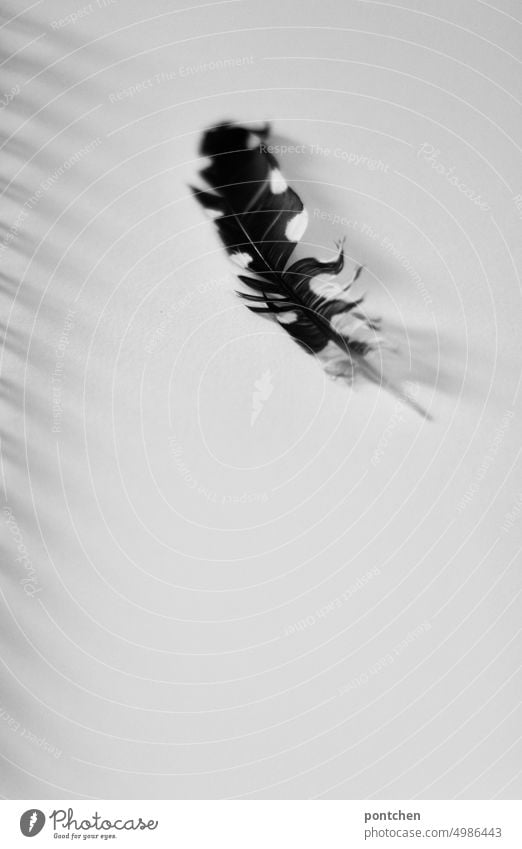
[1,800,521,848]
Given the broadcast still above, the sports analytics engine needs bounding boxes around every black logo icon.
[20,809,46,837]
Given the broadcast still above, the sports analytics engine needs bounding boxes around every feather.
[191,121,430,418]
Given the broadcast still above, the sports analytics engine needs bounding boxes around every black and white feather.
[191,121,428,415]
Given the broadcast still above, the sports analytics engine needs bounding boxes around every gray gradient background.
[1,0,521,799]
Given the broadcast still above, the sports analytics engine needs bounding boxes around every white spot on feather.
[285,209,308,242]
[331,313,365,335]
[269,169,287,194]
[246,132,260,149]
[316,342,354,379]
[277,311,298,324]
[310,275,342,299]
[331,312,381,344]
[205,207,223,220]
[230,252,252,268]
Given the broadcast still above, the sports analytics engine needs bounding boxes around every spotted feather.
[191,121,429,416]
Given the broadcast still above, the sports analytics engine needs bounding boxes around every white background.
[1,0,521,799]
